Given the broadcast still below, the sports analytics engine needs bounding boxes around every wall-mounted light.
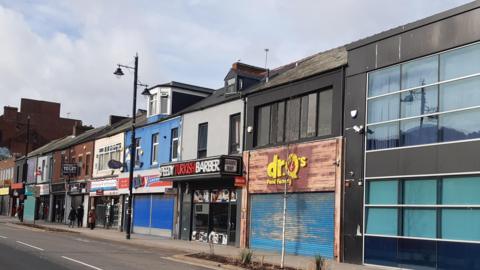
[247,126,253,133]
[350,109,358,119]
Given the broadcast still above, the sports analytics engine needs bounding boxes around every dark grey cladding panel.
[400,8,480,61]
[347,7,480,77]
[346,44,376,77]
[366,141,480,178]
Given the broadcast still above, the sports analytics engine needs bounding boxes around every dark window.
[160,96,169,114]
[256,105,270,147]
[300,93,317,138]
[85,154,90,175]
[229,114,241,154]
[171,128,179,161]
[197,123,208,158]
[285,97,301,142]
[151,133,159,164]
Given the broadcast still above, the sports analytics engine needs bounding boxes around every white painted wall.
[36,154,51,183]
[93,132,125,178]
[181,99,243,160]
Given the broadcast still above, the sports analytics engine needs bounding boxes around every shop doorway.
[52,195,65,223]
[36,196,49,220]
[94,197,119,229]
[191,189,237,245]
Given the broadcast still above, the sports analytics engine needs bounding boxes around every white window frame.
[151,133,159,164]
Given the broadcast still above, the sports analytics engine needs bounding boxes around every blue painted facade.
[124,116,181,171]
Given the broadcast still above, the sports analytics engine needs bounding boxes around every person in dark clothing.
[88,207,96,230]
[76,206,84,228]
[68,208,76,228]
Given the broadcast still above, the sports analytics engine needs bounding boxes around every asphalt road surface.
[0,219,209,270]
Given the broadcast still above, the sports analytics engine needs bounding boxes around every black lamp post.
[114,54,148,240]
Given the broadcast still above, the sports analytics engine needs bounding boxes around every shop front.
[35,183,50,220]
[246,138,342,260]
[11,182,24,217]
[0,187,10,215]
[68,181,88,224]
[124,170,175,237]
[51,183,66,223]
[89,178,121,229]
[160,156,243,246]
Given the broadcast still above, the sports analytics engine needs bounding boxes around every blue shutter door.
[133,195,151,228]
[151,195,174,232]
[250,192,334,258]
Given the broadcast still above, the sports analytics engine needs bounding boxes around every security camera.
[353,125,364,134]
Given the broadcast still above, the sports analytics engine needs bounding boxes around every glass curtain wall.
[367,43,480,150]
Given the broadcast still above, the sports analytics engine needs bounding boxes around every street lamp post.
[114,54,148,240]
[20,115,31,223]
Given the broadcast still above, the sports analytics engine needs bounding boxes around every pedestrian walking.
[88,207,96,230]
[68,208,76,228]
[76,205,84,228]
[17,204,24,222]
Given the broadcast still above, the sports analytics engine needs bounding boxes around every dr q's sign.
[267,153,307,185]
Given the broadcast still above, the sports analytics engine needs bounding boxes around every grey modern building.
[343,2,480,269]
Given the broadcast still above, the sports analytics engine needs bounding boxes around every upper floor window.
[41,160,46,180]
[97,143,122,171]
[367,43,480,150]
[135,138,141,165]
[171,128,179,161]
[151,133,159,164]
[78,156,83,176]
[149,93,158,116]
[255,89,333,147]
[85,154,91,175]
[160,95,169,114]
[226,78,236,94]
[198,123,208,158]
[229,114,241,154]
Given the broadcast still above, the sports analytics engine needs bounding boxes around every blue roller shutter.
[133,195,151,227]
[250,192,334,258]
[151,195,174,230]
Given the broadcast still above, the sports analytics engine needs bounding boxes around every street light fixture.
[113,54,148,240]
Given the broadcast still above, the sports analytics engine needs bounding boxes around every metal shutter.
[250,192,334,258]
[151,195,174,230]
[133,195,151,228]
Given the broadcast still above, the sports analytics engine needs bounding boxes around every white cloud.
[0,0,471,126]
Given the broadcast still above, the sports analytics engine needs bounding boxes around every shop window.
[366,208,398,236]
[368,65,400,97]
[442,176,480,205]
[367,94,400,124]
[440,43,480,81]
[228,114,241,154]
[403,208,436,238]
[367,180,398,204]
[401,55,438,89]
[404,179,437,204]
[197,123,208,158]
[441,209,480,241]
[400,86,438,118]
[151,133,159,164]
[170,128,179,161]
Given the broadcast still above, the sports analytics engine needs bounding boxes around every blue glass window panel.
[442,209,480,241]
[366,208,398,236]
[367,180,398,204]
[366,122,399,150]
[364,236,398,267]
[438,241,480,270]
[404,179,437,204]
[403,209,436,238]
[398,238,436,270]
[440,43,480,81]
[440,76,480,112]
[367,94,400,124]
[368,66,400,97]
[401,55,438,89]
[400,116,438,146]
[400,86,438,117]
[442,176,480,205]
[439,108,480,142]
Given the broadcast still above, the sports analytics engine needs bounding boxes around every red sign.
[117,178,130,189]
[11,183,24,190]
[96,190,104,196]
[174,162,196,175]
[234,176,246,187]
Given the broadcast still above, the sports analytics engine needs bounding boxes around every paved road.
[0,219,209,270]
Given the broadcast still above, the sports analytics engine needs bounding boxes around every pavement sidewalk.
[4,217,382,270]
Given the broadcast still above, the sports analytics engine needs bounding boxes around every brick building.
[0,98,83,156]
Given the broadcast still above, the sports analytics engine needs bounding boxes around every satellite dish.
[108,159,123,169]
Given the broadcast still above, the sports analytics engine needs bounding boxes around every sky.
[0,0,472,126]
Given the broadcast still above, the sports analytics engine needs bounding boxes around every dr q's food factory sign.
[266,153,307,185]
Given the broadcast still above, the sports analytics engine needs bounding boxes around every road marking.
[62,256,104,270]
[16,241,44,251]
[0,235,7,239]
[75,237,91,243]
